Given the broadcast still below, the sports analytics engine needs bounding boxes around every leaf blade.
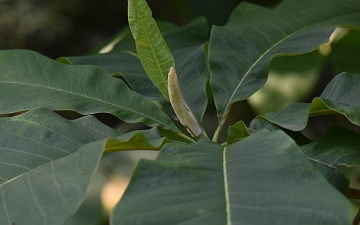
[111,130,351,225]
[128,0,175,100]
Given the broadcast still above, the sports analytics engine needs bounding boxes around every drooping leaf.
[111,130,351,225]
[209,0,360,121]
[0,107,116,225]
[256,72,360,131]
[0,50,179,132]
[59,18,209,124]
[128,0,175,100]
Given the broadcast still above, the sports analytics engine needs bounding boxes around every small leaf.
[104,133,169,153]
[226,121,250,144]
[128,0,175,100]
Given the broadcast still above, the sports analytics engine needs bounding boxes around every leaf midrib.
[223,146,231,225]
[134,0,169,96]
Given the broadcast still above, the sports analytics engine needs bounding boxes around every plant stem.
[212,111,230,143]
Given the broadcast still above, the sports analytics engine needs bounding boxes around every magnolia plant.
[1,0,360,224]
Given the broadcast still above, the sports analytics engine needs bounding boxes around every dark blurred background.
[0,0,280,58]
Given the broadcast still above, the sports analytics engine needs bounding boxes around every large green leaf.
[128,0,175,100]
[209,0,360,121]
[0,50,178,132]
[0,107,117,225]
[111,130,351,225]
[256,72,360,131]
[59,18,209,123]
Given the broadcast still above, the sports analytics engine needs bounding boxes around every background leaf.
[209,0,360,121]
[256,72,360,131]
[128,0,175,100]
[0,107,116,225]
[301,126,360,168]
[111,130,351,225]
[0,50,179,132]
[300,126,360,195]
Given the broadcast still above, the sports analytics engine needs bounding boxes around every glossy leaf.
[0,50,179,132]
[111,130,351,225]
[128,0,175,100]
[256,72,360,131]
[59,18,209,123]
[209,0,360,121]
[0,107,117,225]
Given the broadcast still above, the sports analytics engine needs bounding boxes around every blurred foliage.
[0,0,280,58]
[329,29,360,75]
